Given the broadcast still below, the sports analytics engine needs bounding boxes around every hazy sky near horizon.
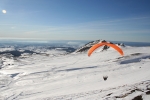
[0,0,150,42]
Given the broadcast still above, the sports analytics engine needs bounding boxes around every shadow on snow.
[120,55,150,64]
[57,66,97,72]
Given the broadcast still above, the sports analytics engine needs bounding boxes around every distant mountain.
[0,40,125,57]
[75,39,125,53]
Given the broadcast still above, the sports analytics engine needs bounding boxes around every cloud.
[11,26,15,29]
[24,31,39,34]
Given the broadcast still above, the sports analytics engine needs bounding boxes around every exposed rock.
[146,90,150,95]
[132,95,143,100]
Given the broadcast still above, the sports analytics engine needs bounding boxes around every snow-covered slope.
[0,42,150,100]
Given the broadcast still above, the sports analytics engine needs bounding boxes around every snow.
[0,45,150,100]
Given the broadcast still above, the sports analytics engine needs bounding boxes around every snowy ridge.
[75,39,125,53]
[0,41,150,100]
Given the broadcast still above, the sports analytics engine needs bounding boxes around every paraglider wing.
[88,42,124,56]
[88,43,105,56]
[105,43,124,56]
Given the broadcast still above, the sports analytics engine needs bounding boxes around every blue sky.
[0,0,150,42]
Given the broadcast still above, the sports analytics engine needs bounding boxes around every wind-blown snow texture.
[0,40,150,100]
